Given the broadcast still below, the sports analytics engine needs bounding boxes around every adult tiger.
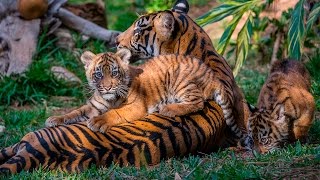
[0,102,224,174]
[0,0,228,174]
[115,0,250,144]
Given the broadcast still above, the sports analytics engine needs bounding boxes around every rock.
[63,2,107,28]
[53,28,75,50]
[51,66,82,85]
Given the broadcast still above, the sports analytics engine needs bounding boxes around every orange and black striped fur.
[0,0,237,174]
[0,101,224,174]
[115,0,250,144]
[46,49,233,134]
[247,60,315,153]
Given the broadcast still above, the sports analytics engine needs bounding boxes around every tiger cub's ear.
[172,0,189,14]
[276,105,288,124]
[248,102,258,114]
[116,48,131,65]
[154,12,175,40]
[81,51,96,69]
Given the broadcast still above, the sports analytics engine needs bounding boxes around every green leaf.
[288,0,306,60]
[196,1,254,27]
[217,15,242,55]
[233,13,253,76]
[306,2,320,33]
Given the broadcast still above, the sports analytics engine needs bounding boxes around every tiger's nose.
[253,145,268,154]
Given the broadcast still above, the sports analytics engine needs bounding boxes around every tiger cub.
[247,60,315,153]
[46,48,234,133]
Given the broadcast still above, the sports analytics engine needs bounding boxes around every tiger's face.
[115,0,191,60]
[247,107,290,153]
[80,49,132,100]
[116,10,177,60]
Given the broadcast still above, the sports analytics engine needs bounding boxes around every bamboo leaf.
[217,15,242,55]
[288,0,305,60]
[306,2,320,33]
[233,13,253,76]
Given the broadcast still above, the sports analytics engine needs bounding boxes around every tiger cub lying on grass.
[46,49,234,133]
[247,59,315,153]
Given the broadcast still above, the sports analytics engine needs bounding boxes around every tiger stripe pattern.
[0,0,241,174]
[45,49,234,133]
[116,0,250,144]
[0,101,224,174]
[247,60,315,153]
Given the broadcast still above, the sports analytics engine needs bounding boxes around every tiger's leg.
[88,109,127,133]
[45,94,110,127]
[0,143,19,164]
[289,91,315,141]
[159,86,204,117]
[45,105,93,127]
[210,82,248,146]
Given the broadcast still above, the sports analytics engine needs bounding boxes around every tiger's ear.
[248,103,258,114]
[81,51,96,69]
[116,48,131,65]
[172,0,189,14]
[154,12,175,40]
[276,105,288,124]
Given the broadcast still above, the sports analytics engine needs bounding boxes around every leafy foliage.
[197,0,320,75]
[288,0,305,60]
[197,0,268,76]
[306,50,320,111]
[306,3,320,35]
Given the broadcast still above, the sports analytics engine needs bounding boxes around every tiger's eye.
[94,72,103,79]
[111,70,118,77]
[134,28,141,35]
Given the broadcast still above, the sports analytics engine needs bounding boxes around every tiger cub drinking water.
[247,60,315,153]
[46,48,235,133]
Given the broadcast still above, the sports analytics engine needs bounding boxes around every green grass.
[0,1,320,179]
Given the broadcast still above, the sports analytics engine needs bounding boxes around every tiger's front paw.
[45,116,64,127]
[87,116,111,133]
[159,105,182,118]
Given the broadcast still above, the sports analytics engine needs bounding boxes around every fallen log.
[55,8,119,46]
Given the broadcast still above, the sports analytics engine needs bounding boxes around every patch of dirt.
[48,106,78,116]
[46,96,80,116]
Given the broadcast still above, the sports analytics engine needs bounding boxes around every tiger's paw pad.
[45,116,64,127]
[159,106,180,118]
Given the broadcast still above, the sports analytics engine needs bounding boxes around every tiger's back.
[134,54,220,112]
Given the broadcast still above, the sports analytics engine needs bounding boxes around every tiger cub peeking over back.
[46,49,234,133]
[247,60,315,153]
